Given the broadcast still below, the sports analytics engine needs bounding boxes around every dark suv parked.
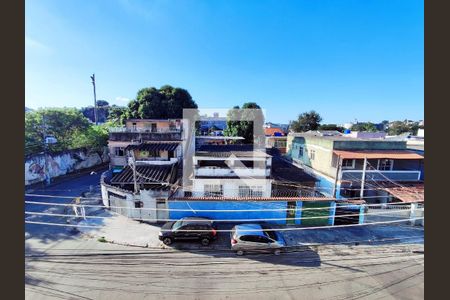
[159,217,217,246]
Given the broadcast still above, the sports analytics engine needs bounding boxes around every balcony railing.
[194,167,270,177]
[341,170,421,182]
[109,127,182,133]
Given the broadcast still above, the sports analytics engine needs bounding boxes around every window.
[132,122,137,130]
[239,186,263,197]
[378,159,393,171]
[134,201,143,208]
[240,235,260,243]
[204,184,223,197]
[115,147,125,156]
[275,140,286,148]
[298,147,304,157]
[342,159,355,169]
[257,236,271,244]
[310,149,316,160]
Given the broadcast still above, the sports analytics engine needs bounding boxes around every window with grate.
[204,184,223,197]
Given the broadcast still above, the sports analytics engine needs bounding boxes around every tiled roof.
[271,156,317,183]
[196,144,271,158]
[264,127,285,136]
[333,150,424,160]
[125,142,180,152]
[383,184,424,203]
[110,164,177,185]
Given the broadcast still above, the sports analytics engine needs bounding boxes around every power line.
[24,192,424,203]
[24,207,412,222]
[25,217,424,232]
[25,199,420,212]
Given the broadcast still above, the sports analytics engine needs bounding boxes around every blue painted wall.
[168,201,288,225]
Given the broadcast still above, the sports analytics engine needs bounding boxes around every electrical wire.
[25,217,424,232]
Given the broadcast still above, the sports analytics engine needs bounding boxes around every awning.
[384,184,424,203]
[125,142,179,152]
[333,150,424,160]
[110,164,177,185]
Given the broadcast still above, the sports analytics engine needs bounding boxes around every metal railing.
[108,127,182,133]
[341,170,421,182]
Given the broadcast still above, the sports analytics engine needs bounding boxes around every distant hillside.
[25,107,33,112]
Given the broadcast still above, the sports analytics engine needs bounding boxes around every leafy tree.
[123,85,198,120]
[81,103,109,123]
[289,110,322,132]
[351,122,378,132]
[318,124,345,132]
[107,105,127,125]
[70,125,109,152]
[223,102,264,143]
[387,121,418,135]
[25,108,92,155]
[96,100,109,107]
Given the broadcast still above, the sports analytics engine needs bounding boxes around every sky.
[25,0,424,124]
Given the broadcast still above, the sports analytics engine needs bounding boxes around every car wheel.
[274,249,281,256]
[236,250,244,256]
[162,237,173,245]
[201,238,210,246]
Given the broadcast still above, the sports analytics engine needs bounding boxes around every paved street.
[25,168,106,237]
[25,171,424,299]
[25,236,424,300]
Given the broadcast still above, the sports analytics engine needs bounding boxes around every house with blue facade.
[286,132,424,204]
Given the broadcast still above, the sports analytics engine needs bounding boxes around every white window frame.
[377,159,394,171]
[342,159,356,169]
[115,147,125,157]
[238,185,263,197]
[204,184,223,197]
[310,149,315,160]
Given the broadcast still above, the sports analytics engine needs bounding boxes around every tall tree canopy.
[25,108,108,156]
[318,124,345,132]
[289,111,322,132]
[351,122,378,132]
[387,121,418,135]
[223,102,264,144]
[123,85,198,120]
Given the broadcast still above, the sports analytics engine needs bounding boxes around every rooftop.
[110,164,178,185]
[195,144,271,158]
[333,150,424,160]
[124,142,180,152]
[289,132,398,142]
[383,183,424,203]
[271,156,317,184]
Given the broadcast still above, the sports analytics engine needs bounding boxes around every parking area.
[77,212,423,251]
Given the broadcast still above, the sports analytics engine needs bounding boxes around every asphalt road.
[25,237,424,300]
[25,169,105,237]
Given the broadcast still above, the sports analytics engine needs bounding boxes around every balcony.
[341,170,421,182]
[109,127,182,141]
[135,157,179,166]
[109,127,181,133]
[194,167,270,178]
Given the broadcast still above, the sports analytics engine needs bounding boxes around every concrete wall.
[192,178,272,197]
[168,201,288,225]
[25,147,109,186]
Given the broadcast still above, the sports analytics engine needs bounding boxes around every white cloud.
[115,96,131,103]
[25,36,51,53]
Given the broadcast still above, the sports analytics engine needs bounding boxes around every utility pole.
[90,74,98,125]
[360,157,367,199]
[42,114,50,185]
[333,155,342,198]
[130,150,139,194]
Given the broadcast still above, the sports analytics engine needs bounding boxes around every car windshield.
[172,220,183,231]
